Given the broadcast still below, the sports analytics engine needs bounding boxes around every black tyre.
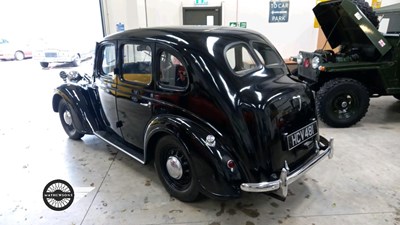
[40,62,49,68]
[154,136,200,202]
[72,54,81,67]
[58,99,84,140]
[14,51,25,61]
[351,0,379,28]
[317,78,370,128]
[393,94,400,100]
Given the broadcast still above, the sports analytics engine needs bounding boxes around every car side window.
[158,51,188,89]
[101,45,116,75]
[225,44,257,76]
[122,44,152,85]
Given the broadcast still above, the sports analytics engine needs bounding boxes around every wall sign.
[229,22,247,28]
[269,1,290,23]
[195,0,208,5]
[116,22,125,32]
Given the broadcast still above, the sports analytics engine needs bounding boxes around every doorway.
[182,7,222,25]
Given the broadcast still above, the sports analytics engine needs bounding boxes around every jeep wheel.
[58,99,84,140]
[317,78,370,128]
[40,62,49,68]
[352,0,379,28]
[154,136,200,202]
[394,95,400,100]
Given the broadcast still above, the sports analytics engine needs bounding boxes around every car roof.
[103,26,268,45]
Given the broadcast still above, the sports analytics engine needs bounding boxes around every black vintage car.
[52,27,333,202]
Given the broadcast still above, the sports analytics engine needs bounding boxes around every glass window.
[101,45,116,75]
[252,42,283,67]
[122,44,152,85]
[158,51,188,89]
[225,44,257,75]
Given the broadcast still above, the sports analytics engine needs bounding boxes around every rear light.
[227,160,235,169]
[304,58,310,68]
[318,66,326,71]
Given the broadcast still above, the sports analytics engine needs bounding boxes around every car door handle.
[140,102,152,107]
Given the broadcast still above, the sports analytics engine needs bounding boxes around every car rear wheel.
[14,51,25,61]
[58,99,84,140]
[40,62,49,68]
[154,135,200,202]
[317,78,370,128]
[72,54,81,67]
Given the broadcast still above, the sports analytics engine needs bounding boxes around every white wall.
[101,0,398,59]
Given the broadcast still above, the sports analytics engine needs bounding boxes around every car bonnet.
[314,0,392,56]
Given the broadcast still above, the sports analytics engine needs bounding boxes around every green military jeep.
[294,0,400,127]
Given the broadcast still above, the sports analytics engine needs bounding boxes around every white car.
[0,38,32,61]
[33,40,94,68]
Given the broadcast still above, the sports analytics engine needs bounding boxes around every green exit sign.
[195,0,208,5]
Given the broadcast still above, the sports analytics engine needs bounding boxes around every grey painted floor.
[0,59,399,225]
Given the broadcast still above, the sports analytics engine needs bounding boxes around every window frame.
[156,47,190,92]
[223,42,261,77]
[97,42,117,77]
[118,41,153,86]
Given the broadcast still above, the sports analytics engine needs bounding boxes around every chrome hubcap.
[166,156,183,179]
[63,110,72,126]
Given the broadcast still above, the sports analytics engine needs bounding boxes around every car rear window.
[225,44,257,76]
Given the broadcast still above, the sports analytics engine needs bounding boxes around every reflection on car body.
[52,26,333,202]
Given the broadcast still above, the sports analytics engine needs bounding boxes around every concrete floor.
[0,59,399,225]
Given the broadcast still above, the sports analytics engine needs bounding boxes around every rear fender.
[144,116,242,199]
[52,84,97,134]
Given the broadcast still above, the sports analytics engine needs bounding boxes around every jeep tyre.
[351,0,379,28]
[154,136,200,202]
[317,78,370,128]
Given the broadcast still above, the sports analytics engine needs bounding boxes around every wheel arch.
[316,69,385,95]
[144,116,242,199]
[52,85,97,134]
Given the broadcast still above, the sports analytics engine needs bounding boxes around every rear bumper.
[240,136,333,197]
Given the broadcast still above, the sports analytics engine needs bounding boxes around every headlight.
[312,56,320,69]
[296,53,303,65]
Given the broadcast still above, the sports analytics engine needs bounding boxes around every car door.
[94,42,122,136]
[115,41,154,149]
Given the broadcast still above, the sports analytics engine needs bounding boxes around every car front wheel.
[58,99,84,140]
[40,62,49,68]
[317,78,370,128]
[154,136,200,202]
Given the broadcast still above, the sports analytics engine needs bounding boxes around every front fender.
[144,115,242,199]
[52,84,98,134]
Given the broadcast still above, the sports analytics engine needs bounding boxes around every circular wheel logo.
[43,179,74,211]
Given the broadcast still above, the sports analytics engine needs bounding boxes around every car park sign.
[269,1,290,23]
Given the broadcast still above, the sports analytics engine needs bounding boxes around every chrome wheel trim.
[166,156,183,179]
[63,110,73,126]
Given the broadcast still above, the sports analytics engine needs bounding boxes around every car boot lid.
[314,0,392,56]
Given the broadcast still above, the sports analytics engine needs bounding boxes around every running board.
[94,131,145,164]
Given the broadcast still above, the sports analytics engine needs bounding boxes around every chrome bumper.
[240,137,333,197]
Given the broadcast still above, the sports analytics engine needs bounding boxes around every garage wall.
[100,0,393,59]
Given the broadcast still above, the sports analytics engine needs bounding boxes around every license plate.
[286,121,317,151]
